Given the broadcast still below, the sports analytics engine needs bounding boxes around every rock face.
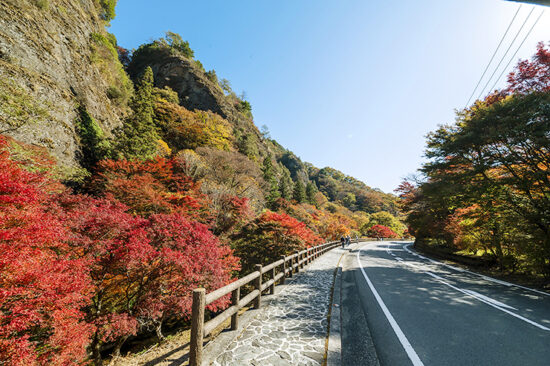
[149,55,236,121]
[0,0,128,168]
[129,49,260,137]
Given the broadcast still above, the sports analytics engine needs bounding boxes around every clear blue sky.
[110,0,549,193]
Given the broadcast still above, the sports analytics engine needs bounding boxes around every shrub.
[0,137,92,365]
[232,211,321,273]
[367,224,398,238]
[75,106,112,169]
[98,0,117,21]
[90,157,209,221]
[154,100,233,151]
[90,32,133,106]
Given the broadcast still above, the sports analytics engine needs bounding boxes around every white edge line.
[357,247,424,366]
[424,272,550,331]
[404,244,550,297]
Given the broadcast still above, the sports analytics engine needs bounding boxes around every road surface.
[341,241,550,366]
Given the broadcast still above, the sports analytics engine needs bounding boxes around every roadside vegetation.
[398,42,550,283]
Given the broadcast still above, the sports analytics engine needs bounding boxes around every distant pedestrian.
[355,234,359,244]
[340,235,345,248]
[346,235,351,246]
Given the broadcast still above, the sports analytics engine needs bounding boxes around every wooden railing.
[189,240,340,366]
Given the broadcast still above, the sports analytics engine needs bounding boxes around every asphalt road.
[341,241,550,366]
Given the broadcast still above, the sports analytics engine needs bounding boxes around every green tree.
[99,0,117,21]
[117,67,160,159]
[262,155,280,205]
[165,31,194,58]
[76,106,111,169]
[369,211,403,236]
[342,192,356,209]
[293,179,306,203]
[279,168,293,200]
[306,181,318,204]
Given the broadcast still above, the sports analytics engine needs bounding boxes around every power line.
[488,9,545,93]
[476,6,536,100]
[464,4,522,108]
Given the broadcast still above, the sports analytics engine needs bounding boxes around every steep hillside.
[0,0,131,169]
[127,38,399,216]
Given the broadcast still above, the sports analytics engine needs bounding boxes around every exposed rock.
[0,0,129,168]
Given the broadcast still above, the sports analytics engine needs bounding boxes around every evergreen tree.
[117,66,160,159]
[306,181,318,204]
[279,168,293,200]
[262,155,280,205]
[293,179,306,203]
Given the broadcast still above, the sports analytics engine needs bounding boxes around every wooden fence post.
[295,252,300,272]
[270,266,276,295]
[289,255,294,277]
[190,288,205,366]
[254,264,262,309]
[231,287,240,330]
[280,256,286,284]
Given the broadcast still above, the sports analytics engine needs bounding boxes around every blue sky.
[110,0,549,193]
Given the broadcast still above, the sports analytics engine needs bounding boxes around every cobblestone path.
[212,247,344,366]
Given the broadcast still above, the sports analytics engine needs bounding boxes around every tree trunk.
[155,319,164,341]
[90,333,102,366]
[112,335,128,359]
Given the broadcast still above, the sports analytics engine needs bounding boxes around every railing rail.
[189,236,407,365]
[189,240,340,366]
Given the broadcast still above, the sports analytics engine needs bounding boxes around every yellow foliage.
[154,100,233,151]
[157,139,172,156]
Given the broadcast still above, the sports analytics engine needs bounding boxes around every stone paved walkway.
[212,247,345,366]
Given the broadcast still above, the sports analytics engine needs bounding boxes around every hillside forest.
[398,42,550,283]
[0,1,405,364]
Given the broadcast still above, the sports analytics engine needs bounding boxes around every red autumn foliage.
[54,193,151,354]
[367,224,399,238]
[142,214,239,326]
[232,211,322,273]
[261,211,322,247]
[91,157,209,221]
[56,194,239,353]
[211,195,253,236]
[0,137,92,365]
[506,41,550,94]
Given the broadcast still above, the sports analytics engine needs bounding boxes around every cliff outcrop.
[0,0,130,168]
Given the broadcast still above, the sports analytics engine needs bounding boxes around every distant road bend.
[341,241,550,366]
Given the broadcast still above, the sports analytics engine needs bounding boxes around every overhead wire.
[488,9,545,94]
[464,4,522,108]
[476,6,536,100]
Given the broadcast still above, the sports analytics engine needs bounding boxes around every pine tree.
[306,181,318,204]
[279,168,293,200]
[262,156,280,204]
[293,179,306,203]
[117,66,160,159]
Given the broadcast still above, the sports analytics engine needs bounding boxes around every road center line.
[357,247,424,366]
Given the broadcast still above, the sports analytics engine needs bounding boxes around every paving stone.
[212,248,343,366]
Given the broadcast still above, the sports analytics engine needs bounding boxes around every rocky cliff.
[0,0,130,169]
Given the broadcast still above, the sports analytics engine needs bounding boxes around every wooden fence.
[189,237,407,365]
[189,240,340,366]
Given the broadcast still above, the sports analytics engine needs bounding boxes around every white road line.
[462,289,517,310]
[424,272,550,331]
[404,244,550,297]
[357,247,424,366]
